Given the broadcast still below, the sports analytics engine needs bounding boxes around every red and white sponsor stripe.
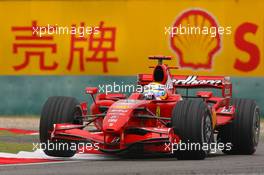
[0,128,38,135]
[0,158,60,165]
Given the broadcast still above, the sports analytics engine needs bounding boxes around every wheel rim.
[253,108,260,146]
[73,108,83,125]
[203,114,212,143]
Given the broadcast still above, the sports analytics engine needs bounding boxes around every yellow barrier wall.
[0,0,263,76]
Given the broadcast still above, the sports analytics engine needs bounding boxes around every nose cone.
[102,100,147,133]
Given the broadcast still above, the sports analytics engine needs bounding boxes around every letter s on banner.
[234,22,260,72]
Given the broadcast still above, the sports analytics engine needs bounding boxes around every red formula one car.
[39,56,260,160]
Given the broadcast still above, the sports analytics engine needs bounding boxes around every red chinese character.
[11,21,58,71]
[87,21,118,73]
[67,22,87,71]
[67,21,118,73]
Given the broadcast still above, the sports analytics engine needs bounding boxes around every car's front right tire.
[172,100,213,160]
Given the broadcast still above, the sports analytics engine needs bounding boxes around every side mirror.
[85,87,98,95]
[85,87,98,104]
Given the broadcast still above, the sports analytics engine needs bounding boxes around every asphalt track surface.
[1,141,264,175]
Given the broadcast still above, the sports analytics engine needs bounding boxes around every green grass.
[0,142,33,154]
[0,130,26,137]
[0,130,37,153]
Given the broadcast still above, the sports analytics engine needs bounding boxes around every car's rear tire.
[172,100,213,160]
[218,99,260,155]
[39,96,80,157]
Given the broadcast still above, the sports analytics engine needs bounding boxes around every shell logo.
[170,9,221,69]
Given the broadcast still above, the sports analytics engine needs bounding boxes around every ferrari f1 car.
[39,56,260,160]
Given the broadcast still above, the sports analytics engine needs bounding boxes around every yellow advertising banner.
[0,0,263,76]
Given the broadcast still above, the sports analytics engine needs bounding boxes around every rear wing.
[138,74,233,99]
[138,56,232,103]
[138,74,225,89]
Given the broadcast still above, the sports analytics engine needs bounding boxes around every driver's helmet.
[143,82,168,100]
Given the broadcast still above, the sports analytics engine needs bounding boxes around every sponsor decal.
[108,109,127,116]
[221,106,233,113]
[111,137,120,144]
[173,76,222,86]
[170,9,222,70]
[107,116,118,123]
[109,109,128,113]
[112,105,130,109]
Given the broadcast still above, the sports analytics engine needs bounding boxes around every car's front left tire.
[39,96,80,157]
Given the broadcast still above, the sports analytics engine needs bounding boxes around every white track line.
[0,149,116,160]
[0,160,82,167]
